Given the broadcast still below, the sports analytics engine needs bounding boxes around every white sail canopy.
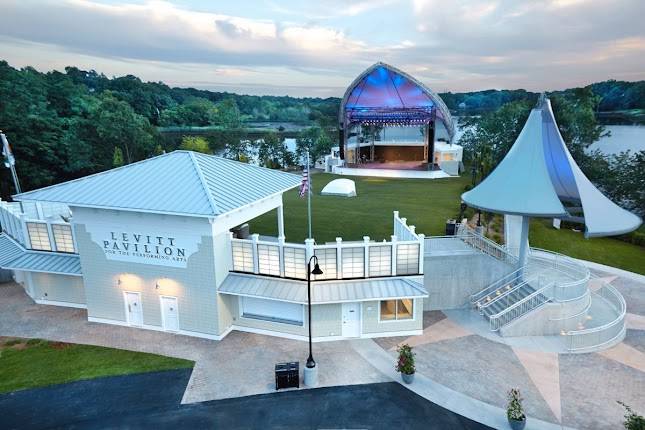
[462,97,642,238]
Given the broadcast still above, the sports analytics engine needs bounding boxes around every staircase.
[471,274,553,331]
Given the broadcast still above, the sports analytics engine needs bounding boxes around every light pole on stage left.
[304,254,323,386]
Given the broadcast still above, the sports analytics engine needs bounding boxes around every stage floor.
[346,161,430,171]
[332,165,452,179]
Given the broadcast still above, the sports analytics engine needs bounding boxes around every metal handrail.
[489,282,555,331]
[563,281,627,352]
[470,266,526,304]
[476,276,538,313]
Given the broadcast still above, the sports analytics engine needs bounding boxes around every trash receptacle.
[445,219,457,236]
[275,362,299,390]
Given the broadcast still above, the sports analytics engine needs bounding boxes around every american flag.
[299,163,309,198]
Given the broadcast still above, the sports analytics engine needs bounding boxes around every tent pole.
[517,216,530,273]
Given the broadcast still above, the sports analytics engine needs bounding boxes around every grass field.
[0,337,193,394]
[249,172,645,274]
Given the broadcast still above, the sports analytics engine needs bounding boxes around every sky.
[1,0,644,97]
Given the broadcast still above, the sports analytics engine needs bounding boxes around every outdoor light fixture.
[304,255,323,387]
[117,278,121,285]
[155,283,160,290]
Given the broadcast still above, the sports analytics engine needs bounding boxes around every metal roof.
[14,151,302,218]
[462,97,642,237]
[219,273,428,304]
[0,234,82,276]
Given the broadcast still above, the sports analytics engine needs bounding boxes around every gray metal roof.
[219,273,428,304]
[14,151,302,218]
[0,234,82,276]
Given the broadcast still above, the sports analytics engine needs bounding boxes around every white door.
[342,302,361,338]
[161,296,179,332]
[124,292,143,326]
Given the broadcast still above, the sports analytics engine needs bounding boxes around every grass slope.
[249,173,645,274]
[0,338,193,394]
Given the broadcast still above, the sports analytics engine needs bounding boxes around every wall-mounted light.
[117,278,121,285]
[155,283,160,290]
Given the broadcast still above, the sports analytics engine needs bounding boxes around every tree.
[112,147,125,167]
[179,136,212,154]
[296,127,331,166]
[256,132,285,168]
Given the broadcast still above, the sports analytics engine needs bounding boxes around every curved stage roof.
[462,96,642,238]
[339,62,454,141]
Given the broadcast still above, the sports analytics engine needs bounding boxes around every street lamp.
[304,255,323,387]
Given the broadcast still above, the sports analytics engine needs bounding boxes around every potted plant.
[395,344,415,384]
[507,388,526,430]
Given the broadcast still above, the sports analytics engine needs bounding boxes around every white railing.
[393,211,423,242]
[0,200,77,253]
[230,212,424,281]
[476,275,544,314]
[425,223,517,265]
[470,266,526,305]
[527,248,590,302]
[563,281,627,353]
[489,282,555,331]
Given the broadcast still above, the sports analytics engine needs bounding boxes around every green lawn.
[0,338,193,394]
[249,172,645,274]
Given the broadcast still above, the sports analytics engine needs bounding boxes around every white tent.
[321,179,357,197]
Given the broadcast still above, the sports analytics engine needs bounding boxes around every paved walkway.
[2,276,645,429]
[0,282,386,403]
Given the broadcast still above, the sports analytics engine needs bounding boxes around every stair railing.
[489,282,555,331]
[476,275,543,314]
[470,265,526,305]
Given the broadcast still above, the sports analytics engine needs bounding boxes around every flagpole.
[307,151,312,239]
[1,132,21,195]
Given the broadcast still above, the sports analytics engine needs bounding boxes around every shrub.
[618,401,645,430]
[395,344,415,375]
[4,339,22,347]
[507,388,525,421]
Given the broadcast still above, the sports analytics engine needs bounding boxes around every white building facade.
[0,151,427,341]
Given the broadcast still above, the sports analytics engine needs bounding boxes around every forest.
[0,60,643,222]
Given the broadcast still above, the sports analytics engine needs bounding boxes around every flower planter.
[401,372,415,384]
[507,417,526,430]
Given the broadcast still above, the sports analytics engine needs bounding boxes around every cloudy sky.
[2,0,644,97]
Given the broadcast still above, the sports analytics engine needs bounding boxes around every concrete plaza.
[1,266,644,429]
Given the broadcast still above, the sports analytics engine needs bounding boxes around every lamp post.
[304,255,323,387]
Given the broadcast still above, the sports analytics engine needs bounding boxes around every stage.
[331,164,451,179]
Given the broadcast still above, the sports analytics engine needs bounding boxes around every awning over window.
[219,273,428,304]
[0,233,82,276]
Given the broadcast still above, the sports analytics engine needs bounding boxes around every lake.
[587,125,645,155]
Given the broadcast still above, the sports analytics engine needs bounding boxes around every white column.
[228,232,235,271]
[46,222,57,252]
[417,233,425,275]
[517,216,530,272]
[278,236,285,278]
[20,215,31,248]
[393,211,399,236]
[363,236,370,278]
[335,237,343,279]
[391,234,398,277]
[251,233,260,274]
[277,204,285,240]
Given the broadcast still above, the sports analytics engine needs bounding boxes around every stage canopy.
[339,62,454,140]
[462,96,642,238]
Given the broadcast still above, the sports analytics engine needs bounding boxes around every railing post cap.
[335,237,343,243]
[363,236,370,243]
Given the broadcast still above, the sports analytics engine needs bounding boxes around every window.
[283,246,306,279]
[52,224,75,253]
[26,222,52,251]
[396,244,419,275]
[342,247,364,278]
[241,297,303,326]
[257,244,280,276]
[368,245,391,277]
[380,299,414,321]
[232,241,254,272]
[314,248,337,280]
